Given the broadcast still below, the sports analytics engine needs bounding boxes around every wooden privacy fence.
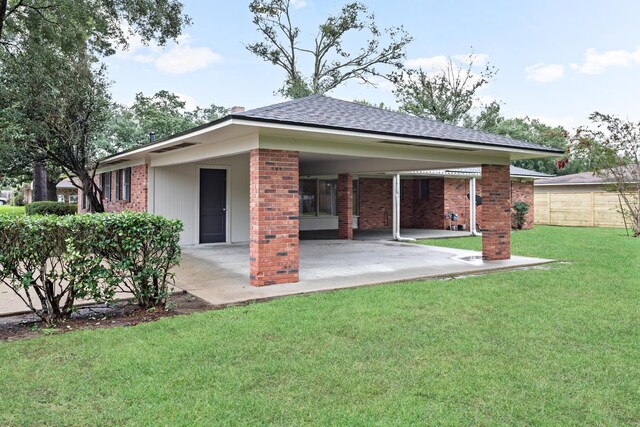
[534,190,629,228]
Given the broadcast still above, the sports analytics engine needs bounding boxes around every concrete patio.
[0,238,553,317]
[174,239,553,307]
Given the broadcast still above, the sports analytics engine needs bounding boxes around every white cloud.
[525,63,564,82]
[403,52,492,93]
[405,55,450,71]
[174,93,199,111]
[156,46,221,74]
[290,0,308,8]
[114,32,222,75]
[530,115,578,130]
[570,47,640,74]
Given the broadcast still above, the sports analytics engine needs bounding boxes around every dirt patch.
[0,292,213,341]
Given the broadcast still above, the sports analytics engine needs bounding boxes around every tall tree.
[392,54,496,125]
[568,113,640,236]
[247,0,412,98]
[94,91,228,158]
[0,0,190,210]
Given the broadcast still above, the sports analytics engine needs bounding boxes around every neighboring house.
[80,95,561,286]
[535,171,636,228]
[23,179,78,204]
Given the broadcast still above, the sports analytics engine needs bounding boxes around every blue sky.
[105,0,640,129]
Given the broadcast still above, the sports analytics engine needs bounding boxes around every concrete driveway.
[175,239,552,307]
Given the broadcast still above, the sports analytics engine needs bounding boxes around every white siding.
[152,154,250,245]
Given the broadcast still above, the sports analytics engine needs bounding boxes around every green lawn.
[0,205,25,216]
[0,226,639,425]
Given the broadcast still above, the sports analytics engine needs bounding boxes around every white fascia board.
[95,158,146,174]
[534,182,609,186]
[236,119,559,158]
[103,119,236,163]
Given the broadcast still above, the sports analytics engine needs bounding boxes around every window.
[299,179,317,216]
[101,172,112,201]
[69,194,78,204]
[57,194,65,203]
[352,180,359,216]
[419,179,430,200]
[116,168,131,202]
[299,178,359,217]
[318,179,337,216]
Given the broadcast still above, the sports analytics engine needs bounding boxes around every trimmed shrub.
[0,212,183,325]
[512,201,531,230]
[83,212,183,308]
[0,215,109,325]
[26,201,77,216]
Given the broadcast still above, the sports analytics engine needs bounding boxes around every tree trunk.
[79,171,104,213]
[32,159,48,202]
[46,177,58,201]
[0,0,8,41]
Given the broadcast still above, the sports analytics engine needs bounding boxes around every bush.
[0,213,183,325]
[26,201,77,216]
[512,201,531,230]
[0,215,109,325]
[82,212,183,308]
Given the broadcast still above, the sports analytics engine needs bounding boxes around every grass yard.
[0,226,639,425]
[0,205,25,216]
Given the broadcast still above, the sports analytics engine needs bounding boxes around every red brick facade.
[511,181,534,229]
[338,174,353,239]
[78,165,148,213]
[357,176,533,232]
[481,165,511,260]
[249,149,300,286]
[358,178,392,229]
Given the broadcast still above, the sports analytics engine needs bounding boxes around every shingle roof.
[535,171,613,185]
[233,95,562,154]
[409,166,553,179]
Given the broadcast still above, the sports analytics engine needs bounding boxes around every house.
[80,95,561,286]
[23,178,78,204]
[535,170,637,228]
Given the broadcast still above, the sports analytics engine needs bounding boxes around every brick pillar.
[481,164,511,260]
[249,149,299,286]
[338,173,353,239]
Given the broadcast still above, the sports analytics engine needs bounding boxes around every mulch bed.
[0,292,213,342]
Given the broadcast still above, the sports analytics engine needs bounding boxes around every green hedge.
[26,201,77,216]
[0,213,183,325]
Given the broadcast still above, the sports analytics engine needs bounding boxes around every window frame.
[101,171,112,202]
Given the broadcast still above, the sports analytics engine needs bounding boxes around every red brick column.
[249,149,299,286]
[481,164,511,260]
[338,173,353,239]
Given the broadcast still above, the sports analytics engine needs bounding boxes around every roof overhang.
[99,115,563,167]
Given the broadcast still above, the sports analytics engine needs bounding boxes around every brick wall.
[412,178,446,229]
[481,164,511,260]
[511,180,534,229]
[79,165,148,213]
[358,178,392,229]
[249,149,299,286]
[338,173,353,239]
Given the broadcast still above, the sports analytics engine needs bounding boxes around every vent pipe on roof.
[149,131,155,143]
[231,106,245,113]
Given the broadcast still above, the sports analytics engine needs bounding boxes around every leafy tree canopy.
[247,0,412,98]
[392,53,496,125]
[94,91,229,157]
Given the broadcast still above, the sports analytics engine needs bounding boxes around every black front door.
[199,169,226,243]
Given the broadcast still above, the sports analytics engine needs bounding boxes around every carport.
[92,95,562,287]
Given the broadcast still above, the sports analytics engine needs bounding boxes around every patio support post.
[392,175,415,242]
[249,149,300,286]
[481,164,511,260]
[338,173,353,239]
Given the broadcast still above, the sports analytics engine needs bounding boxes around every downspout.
[393,174,416,242]
[469,177,482,237]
